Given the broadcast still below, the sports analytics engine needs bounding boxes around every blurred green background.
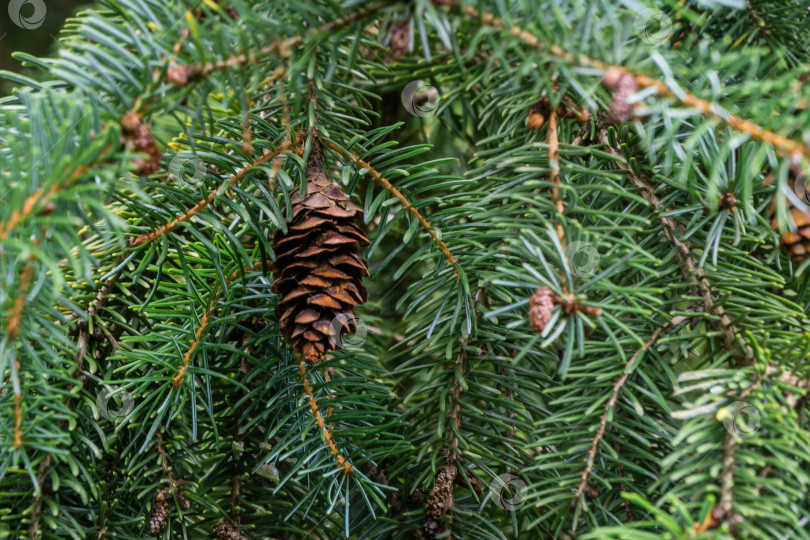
[1,0,85,91]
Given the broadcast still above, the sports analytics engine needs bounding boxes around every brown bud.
[528,286,556,333]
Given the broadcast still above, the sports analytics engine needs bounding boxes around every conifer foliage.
[1,0,810,538]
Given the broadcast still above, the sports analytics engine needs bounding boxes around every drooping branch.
[134,142,295,247]
[423,287,486,539]
[165,1,392,88]
[173,260,269,389]
[595,126,756,366]
[320,138,462,279]
[462,5,810,160]
[571,315,686,515]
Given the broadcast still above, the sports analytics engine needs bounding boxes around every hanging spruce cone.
[271,142,370,364]
[148,488,171,534]
[215,520,248,540]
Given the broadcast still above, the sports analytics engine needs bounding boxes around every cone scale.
[271,145,370,363]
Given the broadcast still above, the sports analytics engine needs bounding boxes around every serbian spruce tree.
[2,0,810,538]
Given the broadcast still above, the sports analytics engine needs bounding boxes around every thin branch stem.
[463,4,810,160]
[169,1,391,87]
[297,358,354,475]
[134,142,294,247]
[571,315,686,514]
[320,138,462,279]
[596,126,755,366]
[172,260,268,389]
[547,110,565,246]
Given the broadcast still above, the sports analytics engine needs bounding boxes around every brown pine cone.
[271,142,370,364]
[603,69,639,124]
[121,111,161,176]
[390,20,410,58]
[215,520,248,540]
[148,499,169,534]
[528,286,555,333]
[774,207,810,262]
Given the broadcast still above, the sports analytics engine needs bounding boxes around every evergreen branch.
[297,359,354,475]
[571,315,687,515]
[423,287,486,539]
[173,260,268,389]
[320,138,462,279]
[0,163,97,242]
[133,142,295,247]
[595,126,756,366]
[461,4,810,160]
[167,1,392,88]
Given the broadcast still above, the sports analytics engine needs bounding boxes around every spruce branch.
[571,315,687,516]
[461,4,810,160]
[297,359,354,475]
[423,287,486,539]
[166,1,392,88]
[0,159,108,242]
[173,260,269,389]
[320,138,462,279]
[133,141,295,247]
[5,253,36,449]
[595,126,756,366]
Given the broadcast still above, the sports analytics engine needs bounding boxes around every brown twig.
[571,316,686,514]
[298,358,354,475]
[320,138,462,279]
[547,110,565,245]
[595,126,755,366]
[423,287,486,538]
[172,260,268,389]
[463,5,810,160]
[133,142,294,247]
[167,1,391,88]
